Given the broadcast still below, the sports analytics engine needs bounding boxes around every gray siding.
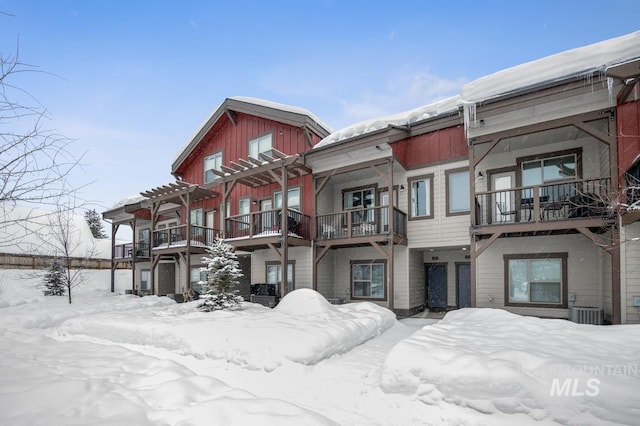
[476,234,609,319]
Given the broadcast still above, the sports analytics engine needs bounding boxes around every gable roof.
[171,97,333,174]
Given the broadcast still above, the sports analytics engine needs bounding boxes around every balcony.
[114,242,150,260]
[224,209,311,249]
[474,177,614,228]
[316,206,407,246]
[152,225,220,252]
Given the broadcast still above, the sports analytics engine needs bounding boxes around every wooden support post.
[281,163,289,298]
[110,223,119,293]
[387,158,395,312]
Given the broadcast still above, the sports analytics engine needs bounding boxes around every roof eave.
[172,98,331,174]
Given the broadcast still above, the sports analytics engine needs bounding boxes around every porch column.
[387,158,395,312]
[110,223,119,293]
[150,201,158,295]
[130,219,136,292]
[281,163,289,298]
[186,191,192,293]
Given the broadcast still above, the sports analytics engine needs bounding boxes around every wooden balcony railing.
[152,225,220,250]
[114,242,150,259]
[474,177,613,227]
[316,206,407,241]
[225,209,310,240]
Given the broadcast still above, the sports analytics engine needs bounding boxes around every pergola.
[141,181,218,294]
[210,148,312,297]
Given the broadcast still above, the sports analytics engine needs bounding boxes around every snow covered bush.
[198,238,244,312]
[42,258,67,296]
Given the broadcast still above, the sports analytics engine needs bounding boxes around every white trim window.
[249,133,273,159]
[204,152,223,184]
[447,170,470,214]
[351,261,385,300]
[274,188,301,211]
[409,175,433,219]
[266,262,294,295]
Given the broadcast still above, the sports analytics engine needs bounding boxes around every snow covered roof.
[461,30,640,103]
[314,95,461,149]
[172,97,333,174]
[0,205,111,259]
[111,194,146,210]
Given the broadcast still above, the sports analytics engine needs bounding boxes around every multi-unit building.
[104,31,640,324]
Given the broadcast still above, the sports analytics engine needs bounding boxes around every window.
[274,188,301,211]
[522,154,577,186]
[409,175,433,219]
[204,152,223,184]
[249,133,273,159]
[505,253,567,307]
[266,262,294,296]
[140,270,151,291]
[446,169,470,215]
[191,208,203,237]
[351,261,386,300]
[344,187,375,223]
[190,268,208,294]
[238,198,250,215]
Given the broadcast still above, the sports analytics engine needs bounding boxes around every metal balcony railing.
[474,177,613,226]
[224,209,310,240]
[316,206,407,241]
[152,225,220,249]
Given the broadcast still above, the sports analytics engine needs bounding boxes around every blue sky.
[1,0,639,213]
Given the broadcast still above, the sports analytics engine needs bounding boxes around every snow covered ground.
[1,272,638,425]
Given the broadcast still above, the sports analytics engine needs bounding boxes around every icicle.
[607,77,614,104]
[463,101,476,136]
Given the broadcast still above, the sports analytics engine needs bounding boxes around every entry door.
[456,263,471,308]
[157,263,176,296]
[491,172,515,223]
[426,264,447,309]
[260,199,273,233]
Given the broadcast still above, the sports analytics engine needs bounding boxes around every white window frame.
[505,253,567,307]
[140,269,151,291]
[266,261,294,295]
[274,187,301,212]
[204,152,223,184]
[409,174,433,220]
[249,133,273,159]
[446,169,470,215]
[351,260,386,300]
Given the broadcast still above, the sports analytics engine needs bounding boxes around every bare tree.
[28,192,97,304]
[1,40,82,245]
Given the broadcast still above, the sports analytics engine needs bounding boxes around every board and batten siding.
[476,234,611,319]
[405,160,470,248]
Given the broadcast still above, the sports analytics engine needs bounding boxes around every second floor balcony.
[474,177,615,229]
[114,242,150,260]
[316,206,408,246]
[152,224,220,252]
[224,208,311,250]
